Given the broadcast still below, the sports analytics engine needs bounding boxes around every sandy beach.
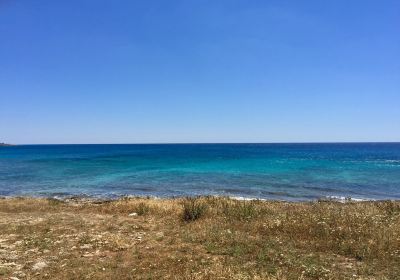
[0,196,399,279]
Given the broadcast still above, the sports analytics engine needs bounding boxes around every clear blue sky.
[1,0,399,144]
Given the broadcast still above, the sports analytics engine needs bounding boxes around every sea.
[0,143,399,201]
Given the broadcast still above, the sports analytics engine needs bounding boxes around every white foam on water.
[383,159,400,163]
[229,196,267,201]
[325,196,373,203]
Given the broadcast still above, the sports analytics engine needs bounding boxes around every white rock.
[80,244,92,249]
[32,261,48,271]
[128,212,138,216]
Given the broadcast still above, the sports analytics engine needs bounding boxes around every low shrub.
[133,202,151,216]
[182,197,207,222]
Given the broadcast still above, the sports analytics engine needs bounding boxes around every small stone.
[10,277,21,280]
[128,212,138,216]
[14,272,26,278]
[80,244,92,249]
[155,232,164,238]
[32,261,48,271]
[6,253,18,260]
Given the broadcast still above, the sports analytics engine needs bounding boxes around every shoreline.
[0,193,380,204]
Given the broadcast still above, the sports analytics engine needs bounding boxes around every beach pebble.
[128,212,138,216]
[80,244,92,250]
[13,271,26,278]
[32,261,48,271]
[5,253,18,260]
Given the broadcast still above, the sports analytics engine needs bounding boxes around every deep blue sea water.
[1,143,400,201]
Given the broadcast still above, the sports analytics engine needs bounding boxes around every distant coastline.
[0,143,13,146]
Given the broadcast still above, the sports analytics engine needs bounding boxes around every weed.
[182,197,207,222]
[134,202,151,216]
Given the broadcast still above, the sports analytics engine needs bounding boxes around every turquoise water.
[0,143,399,201]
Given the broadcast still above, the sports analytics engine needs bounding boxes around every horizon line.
[6,141,400,146]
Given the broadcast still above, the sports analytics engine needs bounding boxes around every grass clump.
[217,198,259,220]
[229,200,258,220]
[47,197,65,206]
[133,202,151,216]
[182,197,207,222]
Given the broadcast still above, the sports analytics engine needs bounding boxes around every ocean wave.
[228,196,267,201]
[383,160,400,163]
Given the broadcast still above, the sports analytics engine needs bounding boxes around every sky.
[0,0,399,144]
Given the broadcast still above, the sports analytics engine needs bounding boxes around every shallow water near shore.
[1,143,400,201]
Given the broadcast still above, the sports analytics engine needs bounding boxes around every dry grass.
[181,197,208,222]
[0,196,399,279]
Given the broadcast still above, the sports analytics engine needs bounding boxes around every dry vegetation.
[0,196,399,279]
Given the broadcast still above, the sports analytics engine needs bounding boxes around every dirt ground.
[0,197,399,279]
